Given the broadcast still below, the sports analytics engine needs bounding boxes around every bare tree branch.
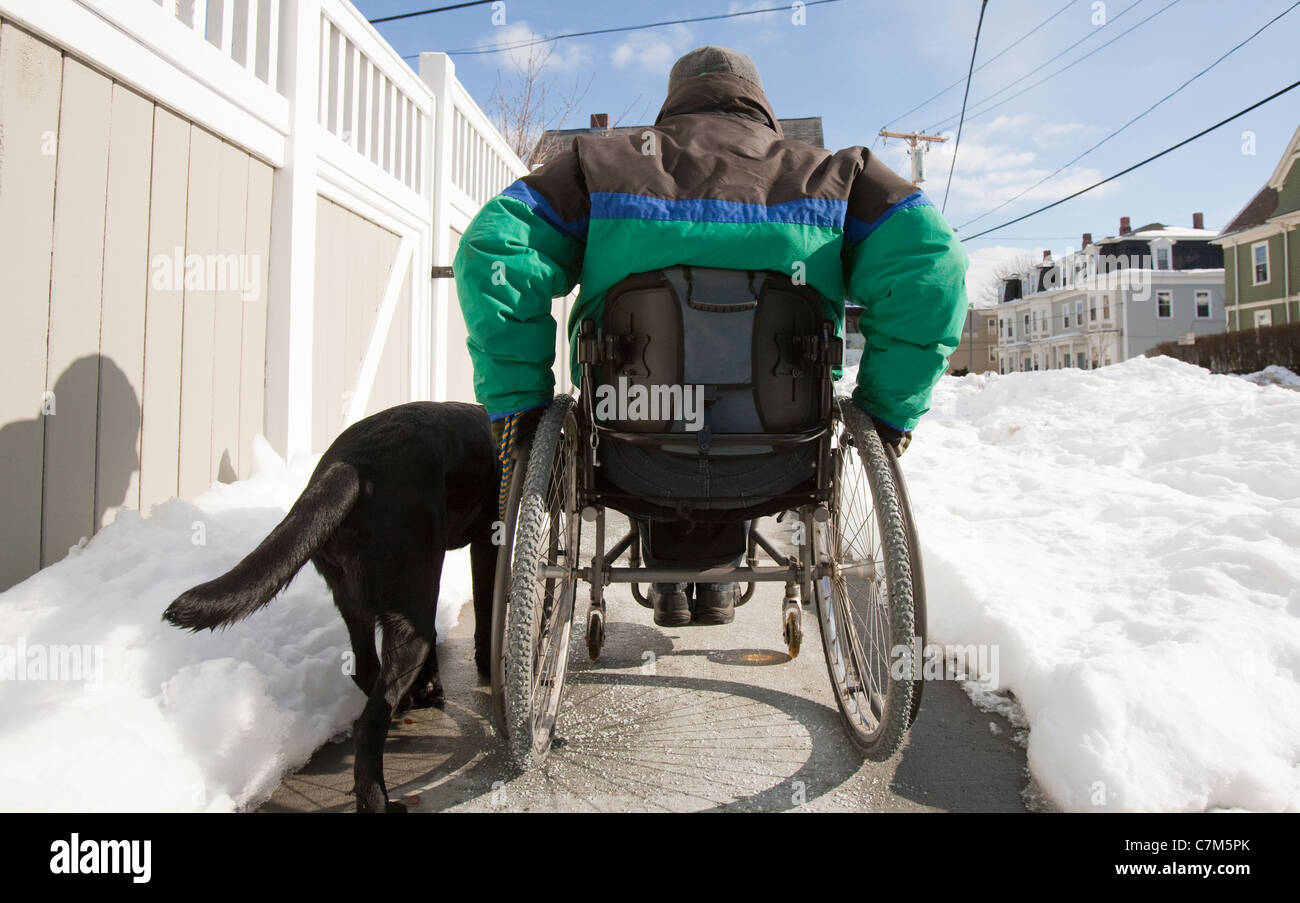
[487,43,593,166]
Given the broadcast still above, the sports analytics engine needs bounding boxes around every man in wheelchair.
[456,46,968,629]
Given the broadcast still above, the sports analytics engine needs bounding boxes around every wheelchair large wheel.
[501,396,581,769]
[813,398,920,759]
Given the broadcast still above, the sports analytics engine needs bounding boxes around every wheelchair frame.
[491,313,927,773]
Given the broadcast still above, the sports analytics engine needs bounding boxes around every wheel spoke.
[815,406,913,750]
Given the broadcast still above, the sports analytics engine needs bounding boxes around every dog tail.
[162,461,360,631]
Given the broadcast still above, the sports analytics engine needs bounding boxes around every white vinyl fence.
[0,0,527,590]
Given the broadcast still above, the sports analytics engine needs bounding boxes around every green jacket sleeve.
[453,151,587,416]
[844,191,969,432]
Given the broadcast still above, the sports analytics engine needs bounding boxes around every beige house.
[950,307,999,374]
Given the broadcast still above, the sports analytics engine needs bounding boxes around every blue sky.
[357,0,1300,299]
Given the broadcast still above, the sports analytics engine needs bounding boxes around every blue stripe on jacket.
[844,191,934,245]
[501,180,590,239]
[590,192,847,228]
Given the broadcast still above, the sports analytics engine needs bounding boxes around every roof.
[1217,185,1280,238]
[1094,223,1219,243]
[1214,122,1300,239]
[1266,121,1300,191]
[532,115,825,165]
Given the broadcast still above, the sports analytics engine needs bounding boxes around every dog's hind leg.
[470,534,497,680]
[339,605,380,697]
[353,610,431,814]
[402,550,446,711]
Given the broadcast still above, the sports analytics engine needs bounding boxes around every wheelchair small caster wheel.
[782,599,802,659]
[587,608,605,661]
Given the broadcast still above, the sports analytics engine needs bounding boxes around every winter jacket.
[453,71,969,431]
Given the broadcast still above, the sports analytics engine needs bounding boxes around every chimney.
[1081,232,1092,249]
[1192,211,1204,230]
[590,113,609,130]
[1119,216,1131,235]
[1042,249,1051,262]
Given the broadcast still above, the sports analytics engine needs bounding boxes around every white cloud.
[610,25,693,73]
[880,114,1107,226]
[475,21,592,73]
[725,1,788,42]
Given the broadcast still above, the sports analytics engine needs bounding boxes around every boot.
[692,583,737,625]
[650,583,692,627]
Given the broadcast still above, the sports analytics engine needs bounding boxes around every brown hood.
[653,72,783,138]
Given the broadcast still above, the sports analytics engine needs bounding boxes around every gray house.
[994,216,1226,373]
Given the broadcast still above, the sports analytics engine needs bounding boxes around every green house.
[1213,123,1300,331]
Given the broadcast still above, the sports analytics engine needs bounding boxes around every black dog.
[163,401,498,813]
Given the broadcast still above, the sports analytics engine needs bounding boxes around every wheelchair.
[490,265,927,770]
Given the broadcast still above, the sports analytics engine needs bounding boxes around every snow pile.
[1240,365,1300,391]
[888,356,1300,812]
[0,438,475,812]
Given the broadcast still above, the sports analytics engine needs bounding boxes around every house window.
[1089,297,1097,321]
[989,346,997,363]
[1156,247,1170,270]
[1157,291,1172,318]
[987,318,996,336]
[1195,290,1211,319]
[1252,241,1270,285]
[1076,300,1083,325]
[1032,310,1039,333]
[1024,313,1030,334]
[1255,309,1273,328]
[1063,306,1070,328]
[1076,352,1085,369]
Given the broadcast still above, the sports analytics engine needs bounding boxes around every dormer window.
[1150,237,1174,271]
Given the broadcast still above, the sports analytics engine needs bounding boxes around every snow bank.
[1240,364,1300,391]
[0,438,475,812]
[878,356,1300,811]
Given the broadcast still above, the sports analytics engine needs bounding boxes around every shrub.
[1147,321,1300,373]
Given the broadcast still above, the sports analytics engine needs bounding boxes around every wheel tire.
[503,396,580,770]
[888,444,927,728]
[814,398,917,760]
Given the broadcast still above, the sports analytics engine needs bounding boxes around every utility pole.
[878,129,948,184]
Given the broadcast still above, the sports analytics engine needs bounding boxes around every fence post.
[419,51,456,403]
[265,0,320,458]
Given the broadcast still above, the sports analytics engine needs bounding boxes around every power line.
[960,78,1300,242]
[880,0,1078,132]
[957,0,1300,231]
[942,0,989,214]
[369,0,498,25]
[925,0,1171,134]
[937,0,1194,135]
[397,0,848,60]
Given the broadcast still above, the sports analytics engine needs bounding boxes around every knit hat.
[667,46,763,94]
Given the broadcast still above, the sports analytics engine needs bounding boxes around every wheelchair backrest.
[595,266,840,436]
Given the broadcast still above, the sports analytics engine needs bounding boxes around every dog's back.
[164,401,496,631]
[310,402,497,615]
